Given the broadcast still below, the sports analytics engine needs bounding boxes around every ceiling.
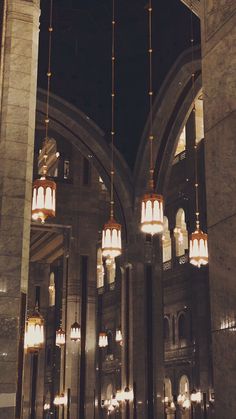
[38,0,200,168]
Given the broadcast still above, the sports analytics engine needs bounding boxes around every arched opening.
[38,137,59,178]
[174,125,186,157]
[105,257,116,284]
[174,208,188,257]
[195,93,204,144]
[178,313,187,341]
[162,217,172,263]
[178,375,190,418]
[48,272,55,307]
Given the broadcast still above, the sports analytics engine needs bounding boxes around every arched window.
[178,313,187,340]
[48,272,55,307]
[162,217,172,263]
[164,377,173,401]
[38,137,59,178]
[179,374,190,397]
[174,208,188,257]
[164,317,170,341]
[174,125,186,156]
[106,257,116,284]
[97,248,104,288]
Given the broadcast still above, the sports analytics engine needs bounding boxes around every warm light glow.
[124,387,134,402]
[32,177,56,223]
[56,328,66,347]
[24,310,44,353]
[140,193,164,235]
[111,395,119,408]
[182,398,191,409]
[116,390,123,402]
[98,332,108,348]
[190,390,202,404]
[44,403,50,411]
[70,321,81,342]
[189,229,208,268]
[53,393,67,406]
[102,218,122,258]
[115,329,122,344]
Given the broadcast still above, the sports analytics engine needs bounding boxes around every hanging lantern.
[124,387,134,402]
[70,321,81,342]
[25,309,45,353]
[140,193,164,235]
[102,218,122,258]
[53,393,67,406]
[56,327,66,347]
[189,228,208,268]
[116,390,123,403]
[32,177,56,223]
[98,332,108,348]
[115,329,122,344]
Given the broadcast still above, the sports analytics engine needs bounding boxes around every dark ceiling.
[38,0,200,169]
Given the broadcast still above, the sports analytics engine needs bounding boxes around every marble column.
[0,1,40,418]
[201,2,236,418]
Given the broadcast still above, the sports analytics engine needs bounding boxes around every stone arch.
[135,46,202,198]
[36,89,134,243]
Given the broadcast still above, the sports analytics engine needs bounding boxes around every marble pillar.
[201,2,236,418]
[0,1,40,418]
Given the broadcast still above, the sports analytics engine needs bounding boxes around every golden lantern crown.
[56,327,66,347]
[25,308,45,353]
[102,0,122,258]
[102,218,122,258]
[98,332,108,348]
[70,321,81,342]
[140,1,164,235]
[32,0,56,224]
[189,223,208,268]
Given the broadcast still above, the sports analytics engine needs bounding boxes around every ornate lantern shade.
[70,321,81,342]
[189,229,208,268]
[141,193,164,235]
[115,329,122,343]
[32,177,56,223]
[56,327,66,347]
[102,218,122,258]
[98,332,108,348]
[25,310,45,353]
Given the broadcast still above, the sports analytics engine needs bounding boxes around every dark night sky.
[38,0,200,168]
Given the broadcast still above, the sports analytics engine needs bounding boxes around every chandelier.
[24,307,45,353]
[98,332,108,348]
[32,0,56,224]
[189,4,208,268]
[102,0,122,259]
[56,327,66,347]
[140,1,163,235]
